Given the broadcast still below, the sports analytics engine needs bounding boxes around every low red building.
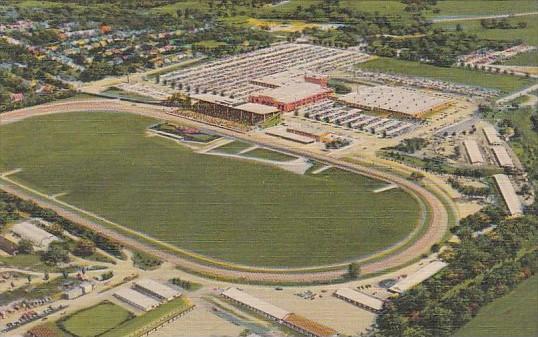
[249,82,332,112]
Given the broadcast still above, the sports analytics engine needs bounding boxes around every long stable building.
[493,174,523,217]
[389,260,448,294]
[333,288,385,313]
[222,288,338,337]
[463,140,485,165]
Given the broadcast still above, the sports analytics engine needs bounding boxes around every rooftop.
[334,288,384,311]
[222,288,290,320]
[493,174,523,216]
[134,279,182,299]
[284,313,338,337]
[114,287,160,310]
[340,86,449,116]
[389,260,448,293]
[254,82,331,104]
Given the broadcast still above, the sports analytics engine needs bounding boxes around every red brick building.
[249,82,332,112]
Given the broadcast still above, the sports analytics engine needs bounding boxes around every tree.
[74,239,96,257]
[48,223,64,237]
[18,239,34,254]
[348,262,361,279]
[42,242,70,265]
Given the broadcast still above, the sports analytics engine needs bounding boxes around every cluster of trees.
[376,212,538,337]
[480,18,527,30]
[170,277,195,290]
[0,191,125,259]
[392,138,429,154]
[447,177,491,197]
[369,31,511,67]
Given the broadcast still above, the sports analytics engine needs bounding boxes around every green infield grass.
[454,275,538,337]
[0,112,422,267]
[357,57,537,92]
[60,302,132,337]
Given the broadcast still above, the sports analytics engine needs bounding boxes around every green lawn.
[0,112,422,267]
[60,302,132,337]
[426,0,537,18]
[212,140,252,154]
[501,50,538,67]
[357,57,537,93]
[242,147,297,162]
[454,275,538,337]
[434,14,538,46]
[102,298,192,337]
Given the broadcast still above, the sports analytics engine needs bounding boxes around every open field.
[454,275,538,337]
[426,0,537,18]
[357,57,537,92]
[435,14,538,46]
[60,301,132,337]
[501,50,538,67]
[243,147,298,161]
[0,112,422,268]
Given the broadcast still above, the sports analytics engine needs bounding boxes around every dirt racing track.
[0,99,452,284]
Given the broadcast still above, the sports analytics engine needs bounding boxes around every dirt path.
[0,100,451,283]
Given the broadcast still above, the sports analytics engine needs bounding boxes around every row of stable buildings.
[222,288,338,337]
[114,279,182,312]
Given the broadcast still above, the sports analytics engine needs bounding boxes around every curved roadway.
[0,99,451,283]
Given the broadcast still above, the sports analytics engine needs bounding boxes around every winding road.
[0,99,451,283]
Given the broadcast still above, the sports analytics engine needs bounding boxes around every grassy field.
[60,301,132,337]
[102,298,192,337]
[212,140,252,154]
[357,57,537,92]
[426,0,537,18]
[243,147,297,161]
[0,112,422,267]
[435,14,538,46]
[501,50,538,67]
[454,275,538,337]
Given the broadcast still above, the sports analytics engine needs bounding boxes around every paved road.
[0,99,450,283]
[497,83,538,105]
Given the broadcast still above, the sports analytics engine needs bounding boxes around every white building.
[389,260,448,294]
[334,288,385,313]
[114,287,160,312]
[133,279,182,302]
[11,219,59,249]
[493,174,523,217]
[463,140,485,165]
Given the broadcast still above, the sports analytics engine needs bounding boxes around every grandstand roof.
[389,260,447,293]
[222,288,290,320]
[334,288,384,311]
[235,103,279,115]
[493,174,523,216]
[340,86,449,117]
[254,82,331,104]
[284,313,338,337]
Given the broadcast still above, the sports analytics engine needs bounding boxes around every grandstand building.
[249,82,333,112]
[190,94,280,125]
